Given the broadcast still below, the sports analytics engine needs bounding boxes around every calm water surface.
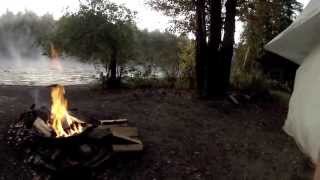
[0,58,101,86]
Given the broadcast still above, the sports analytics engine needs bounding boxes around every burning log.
[49,85,88,138]
[8,113,144,173]
[33,117,52,137]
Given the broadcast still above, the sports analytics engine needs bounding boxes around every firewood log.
[99,119,128,125]
[112,144,143,152]
[33,117,52,137]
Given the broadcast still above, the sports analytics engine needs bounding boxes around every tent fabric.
[284,43,320,163]
[266,0,320,163]
[265,0,320,65]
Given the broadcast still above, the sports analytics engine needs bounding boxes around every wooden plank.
[112,144,143,152]
[112,133,142,144]
[110,127,138,137]
[99,119,128,125]
[87,124,129,139]
[87,126,112,139]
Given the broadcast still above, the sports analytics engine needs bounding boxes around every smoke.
[30,86,52,110]
[0,10,103,86]
[0,11,50,63]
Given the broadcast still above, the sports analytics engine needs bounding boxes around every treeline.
[149,0,302,96]
[0,0,303,95]
[233,0,302,91]
[0,11,55,59]
[44,0,194,88]
[0,4,195,88]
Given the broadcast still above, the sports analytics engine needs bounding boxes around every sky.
[0,0,311,32]
[0,0,171,32]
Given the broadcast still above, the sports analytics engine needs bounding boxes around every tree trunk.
[209,0,222,51]
[195,0,207,96]
[107,47,119,88]
[220,0,237,93]
[208,0,223,96]
[110,49,117,81]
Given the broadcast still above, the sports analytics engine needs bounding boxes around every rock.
[50,150,61,160]
[80,144,92,155]
[27,156,34,163]
[15,123,23,128]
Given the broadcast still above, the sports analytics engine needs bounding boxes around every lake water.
[0,58,101,86]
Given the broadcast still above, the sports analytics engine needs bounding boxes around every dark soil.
[0,85,313,180]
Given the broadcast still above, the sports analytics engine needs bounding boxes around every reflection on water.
[0,57,101,86]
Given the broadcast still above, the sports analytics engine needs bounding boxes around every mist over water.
[0,11,167,86]
[0,57,101,86]
[0,11,103,86]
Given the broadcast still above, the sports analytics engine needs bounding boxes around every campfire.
[34,84,88,138]
[6,84,143,178]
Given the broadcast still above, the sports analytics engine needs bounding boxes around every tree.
[149,0,238,97]
[135,30,181,79]
[235,0,302,89]
[219,0,237,93]
[207,0,222,95]
[48,0,136,87]
[178,37,196,89]
[0,11,55,60]
[147,0,195,33]
[238,0,302,61]
[195,0,207,96]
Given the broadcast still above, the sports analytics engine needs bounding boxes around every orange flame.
[50,43,63,71]
[50,85,85,138]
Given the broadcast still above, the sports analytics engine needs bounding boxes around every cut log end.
[33,117,52,137]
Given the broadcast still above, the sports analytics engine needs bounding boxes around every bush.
[231,66,269,92]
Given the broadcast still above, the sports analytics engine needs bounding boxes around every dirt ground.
[0,85,313,180]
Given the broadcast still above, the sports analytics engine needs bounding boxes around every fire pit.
[6,84,143,178]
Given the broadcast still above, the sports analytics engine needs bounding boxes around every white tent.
[265,0,320,163]
[265,0,320,64]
